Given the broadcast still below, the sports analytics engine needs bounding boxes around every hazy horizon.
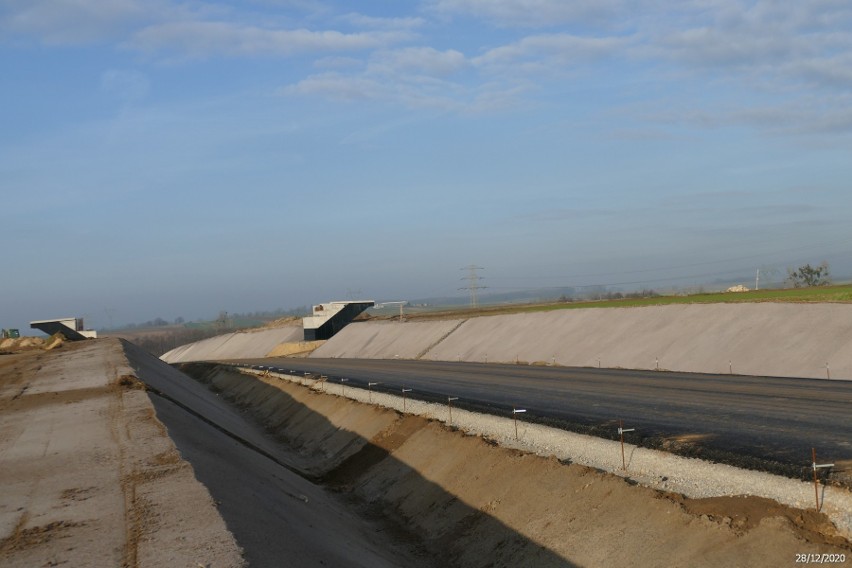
[3,1,852,333]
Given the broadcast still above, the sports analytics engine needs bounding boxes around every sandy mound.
[0,335,56,353]
[266,340,325,358]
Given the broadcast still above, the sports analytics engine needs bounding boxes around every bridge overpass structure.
[30,317,98,340]
[302,301,374,341]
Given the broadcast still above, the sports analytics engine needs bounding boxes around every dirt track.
[0,340,243,567]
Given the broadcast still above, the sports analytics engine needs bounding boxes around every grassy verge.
[396,284,852,321]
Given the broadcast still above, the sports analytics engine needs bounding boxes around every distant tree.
[174,316,185,325]
[786,262,831,288]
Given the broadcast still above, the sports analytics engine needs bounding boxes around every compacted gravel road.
[233,358,852,472]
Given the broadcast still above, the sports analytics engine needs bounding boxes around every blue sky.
[2,0,852,330]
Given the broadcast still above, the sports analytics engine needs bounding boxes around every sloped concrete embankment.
[180,363,851,567]
[161,325,303,363]
[312,303,852,380]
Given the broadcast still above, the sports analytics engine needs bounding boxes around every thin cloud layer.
[127,21,411,59]
[425,0,625,28]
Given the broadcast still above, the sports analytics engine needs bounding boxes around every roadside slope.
[313,303,852,380]
[161,325,302,363]
[179,364,852,567]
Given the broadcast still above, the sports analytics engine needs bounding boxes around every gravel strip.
[256,369,852,539]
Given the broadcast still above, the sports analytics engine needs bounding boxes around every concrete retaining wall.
[310,320,466,360]
[312,303,852,380]
[161,326,302,363]
[161,304,852,380]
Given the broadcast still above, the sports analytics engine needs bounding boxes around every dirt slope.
[182,364,852,567]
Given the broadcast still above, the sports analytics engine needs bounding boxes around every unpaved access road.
[0,339,243,567]
[235,358,852,478]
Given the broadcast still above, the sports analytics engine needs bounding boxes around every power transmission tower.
[460,265,486,308]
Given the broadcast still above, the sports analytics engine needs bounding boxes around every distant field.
[398,284,852,321]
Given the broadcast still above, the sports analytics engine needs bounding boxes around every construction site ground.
[2,335,851,566]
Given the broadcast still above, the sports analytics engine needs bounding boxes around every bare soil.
[184,363,852,567]
[0,340,243,568]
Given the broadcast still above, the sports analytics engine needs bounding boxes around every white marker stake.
[812,448,835,512]
[368,382,380,403]
[448,397,459,425]
[618,421,636,470]
[402,388,412,412]
[340,378,349,396]
[512,407,527,440]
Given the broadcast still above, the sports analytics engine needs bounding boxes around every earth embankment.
[176,363,852,567]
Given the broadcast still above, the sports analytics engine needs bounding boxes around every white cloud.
[473,33,632,71]
[368,47,467,77]
[651,0,852,88]
[127,21,412,59]
[426,0,624,27]
[0,0,153,44]
[313,55,363,69]
[647,94,852,136]
[280,73,384,102]
[339,13,425,30]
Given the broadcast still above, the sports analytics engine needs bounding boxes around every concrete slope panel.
[424,303,852,380]
[310,320,465,360]
[161,326,303,363]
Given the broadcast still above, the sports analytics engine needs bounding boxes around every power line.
[459,265,486,308]
[494,239,852,283]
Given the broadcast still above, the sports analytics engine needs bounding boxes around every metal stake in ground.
[812,448,835,512]
[402,388,412,412]
[340,378,349,396]
[618,420,635,470]
[448,397,459,425]
[368,382,380,404]
[512,406,527,441]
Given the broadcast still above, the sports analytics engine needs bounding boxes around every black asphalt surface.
[232,358,852,476]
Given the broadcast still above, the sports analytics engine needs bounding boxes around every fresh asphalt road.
[230,358,852,471]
